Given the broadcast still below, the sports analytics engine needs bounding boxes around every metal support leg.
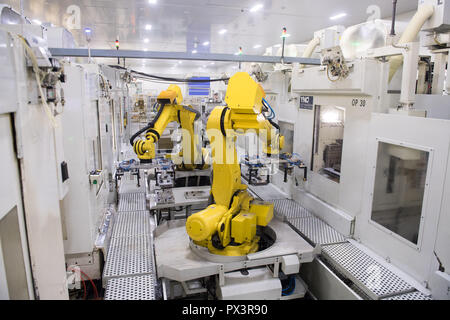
[186,205,192,219]
[432,52,447,95]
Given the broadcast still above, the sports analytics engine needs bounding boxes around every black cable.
[129,103,166,146]
[109,65,229,83]
[268,119,280,131]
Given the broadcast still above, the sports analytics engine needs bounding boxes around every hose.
[268,119,280,131]
[389,4,435,82]
[129,102,166,146]
[282,276,296,296]
[109,65,229,83]
[300,37,321,69]
[18,36,58,128]
[119,159,136,171]
[262,98,276,120]
[182,105,201,121]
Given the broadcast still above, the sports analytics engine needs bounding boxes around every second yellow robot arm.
[132,85,205,167]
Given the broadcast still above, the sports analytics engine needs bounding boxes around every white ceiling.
[3,0,419,70]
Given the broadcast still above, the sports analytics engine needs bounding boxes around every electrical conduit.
[300,37,321,69]
[388,4,435,82]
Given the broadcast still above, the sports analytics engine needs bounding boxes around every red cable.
[79,270,99,299]
[80,277,87,300]
[69,267,99,300]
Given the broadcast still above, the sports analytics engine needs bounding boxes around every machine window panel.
[278,121,294,174]
[370,142,429,245]
[311,105,345,183]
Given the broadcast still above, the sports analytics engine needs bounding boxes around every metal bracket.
[218,264,225,286]
[273,257,281,278]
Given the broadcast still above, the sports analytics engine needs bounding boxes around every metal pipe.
[300,37,321,69]
[390,0,398,36]
[388,4,435,82]
[48,48,321,65]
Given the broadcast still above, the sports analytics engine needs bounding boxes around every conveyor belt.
[118,193,147,212]
[103,171,158,300]
[118,172,146,194]
[271,199,347,246]
[246,183,288,201]
[382,291,432,300]
[105,275,157,300]
[321,242,414,300]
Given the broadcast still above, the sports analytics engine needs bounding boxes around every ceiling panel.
[1,0,419,69]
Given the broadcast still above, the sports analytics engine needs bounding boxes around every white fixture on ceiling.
[148,0,157,4]
[203,41,210,46]
[253,44,262,49]
[250,4,264,13]
[145,24,152,30]
[219,29,227,35]
[144,38,149,43]
[192,49,197,54]
[330,13,347,20]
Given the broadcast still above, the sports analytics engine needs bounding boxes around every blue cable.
[262,98,276,120]
[282,276,296,296]
[119,159,136,171]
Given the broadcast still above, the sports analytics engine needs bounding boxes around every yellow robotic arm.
[131,85,208,170]
[186,72,284,256]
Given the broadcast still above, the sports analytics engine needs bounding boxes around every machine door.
[356,113,450,285]
[0,114,34,299]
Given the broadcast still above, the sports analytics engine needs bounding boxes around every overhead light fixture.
[210,62,215,65]
[145,24,152,30]
[144,38,149,43]
[218,29,227,35]
[148,0,157,4]
[203,41,210,46]
[250,4,264,13]
[32,19,42,25]
[178,61,182,64]
[253,44,262,49]
[330,13,347,20]
[192,49,197,54]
